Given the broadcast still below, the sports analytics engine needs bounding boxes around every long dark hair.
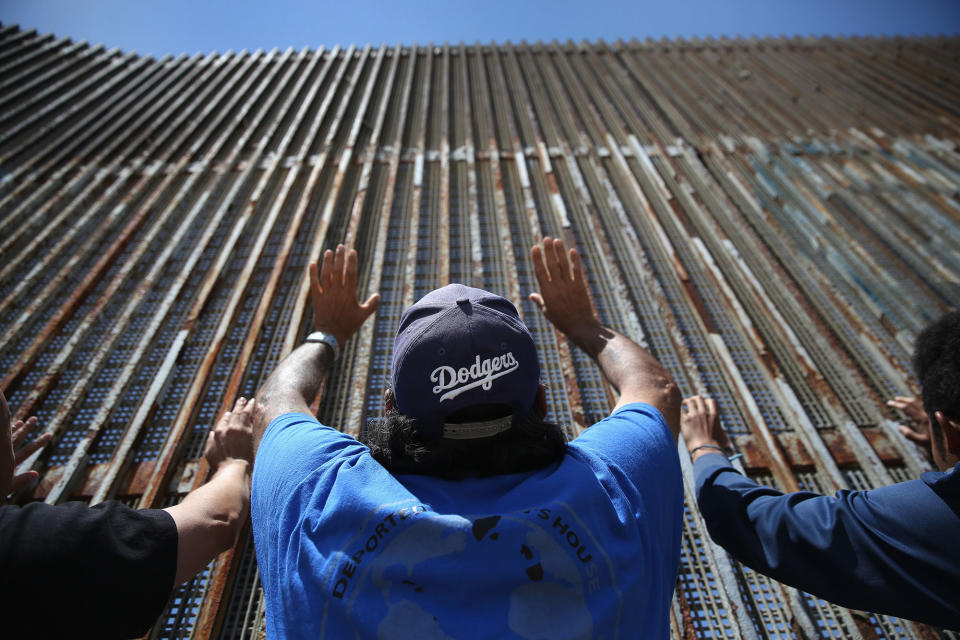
[360,404,567,480]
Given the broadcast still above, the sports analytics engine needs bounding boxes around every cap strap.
[441,415,513,440]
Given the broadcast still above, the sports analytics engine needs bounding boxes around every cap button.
[456,296,471,308]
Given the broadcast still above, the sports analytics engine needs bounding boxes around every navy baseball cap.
[391,284,541,439]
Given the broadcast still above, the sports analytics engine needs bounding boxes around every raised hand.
[529,237,598,344]
[309,244,380,347]
[886,395,930,447]
[681,395,731,460]
[205,397,255,472]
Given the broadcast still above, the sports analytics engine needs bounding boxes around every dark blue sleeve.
[694,453,960,629]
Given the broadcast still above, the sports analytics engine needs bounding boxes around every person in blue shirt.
[250,237,683,639]
[681,311,960,630]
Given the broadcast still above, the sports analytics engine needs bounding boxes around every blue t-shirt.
[252,403,682,639]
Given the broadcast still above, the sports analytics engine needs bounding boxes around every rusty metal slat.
[0,52,211,294]
[94,47,332,505]
[0,46,129,206]
[748,39,863,133]
[215,38,379,446]
[516,46,572,229]
[572,55,792,470]
[542,46,672,430]
[793,151,954,309]
[635,38,724,146]
[497,44,587,431]
[8,166,209,433]
[111,45,335,498]
[704,147,917,380]
[194,45,382,638]
[849,145,960,264]
[520,45,642,418]
[734,40,849,137]
[0,29,51,71]
[653,148,857,484]
[823,39,960,134]
[343,44,394,247]
[0,38,86,111]
[603,137,801,491]
[617,42,702,145]
[436,43,451,286]
[343,43,407,434]
[545,49,704,416]
[17,48,286,476]
[31,52,299,485]
[708,150,922,484]
[611,39,686,146]
[682,223,850,482]
[591,43,689,150]
[746,142,909,327]
[460,44,484,288]
[44,186,222,504]
[538,44,592,146]
[305,43,370,257]
[136,46,314,509]
[677,145,889,424]
[474,46,523,310]
[0,40,118,126]
[780,42,914,136]
[698,40,813,139]
[0,47,145,169]
[678,447,764,639]
[654,48,735,141]
[401,46,433,309]
[0,52,164,235]
[884,140,960,214]
[268,45,357,363]
[180,48,362,640]
[717,41,847,137]
[0,51,267,398]
[886,38,960,98]
[765,150,928,335]
[677,40,784,141]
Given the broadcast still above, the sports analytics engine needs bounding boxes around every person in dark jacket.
[681,311,960,629]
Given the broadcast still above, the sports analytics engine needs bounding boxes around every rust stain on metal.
[732,435,773,471]
[820,430,861,467]
[778,433,815,468]
[860,426,906,464]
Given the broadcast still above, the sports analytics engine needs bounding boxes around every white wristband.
[305,331,340,360]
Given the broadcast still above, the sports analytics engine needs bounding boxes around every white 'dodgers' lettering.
[431,352,519,402]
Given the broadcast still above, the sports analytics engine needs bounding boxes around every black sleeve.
[0,500,178,639]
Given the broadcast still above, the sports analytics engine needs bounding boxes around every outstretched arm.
[253,245,379,454]
[165,396,255,585]
[529,237,680,438]
[685,395,960,628]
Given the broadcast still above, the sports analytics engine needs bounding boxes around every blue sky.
[1,0,958,57]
